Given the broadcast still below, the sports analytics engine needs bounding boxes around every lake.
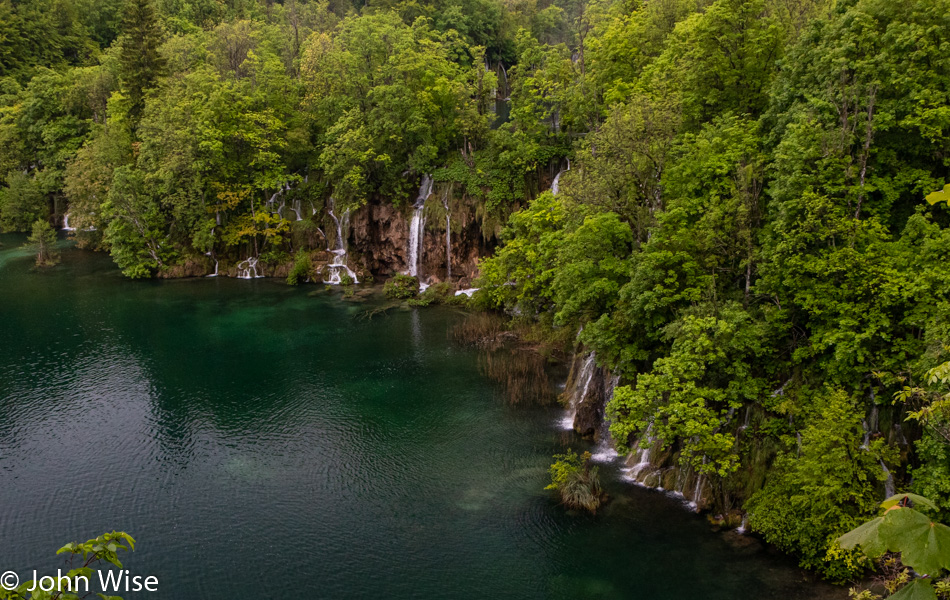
[0,235,840,599]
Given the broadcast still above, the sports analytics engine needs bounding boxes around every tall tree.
[118,0,165,126]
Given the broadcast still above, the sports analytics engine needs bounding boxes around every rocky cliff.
[348,195,495,285]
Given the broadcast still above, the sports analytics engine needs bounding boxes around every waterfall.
[551,160,570,195]
[236,257,263,279]
[881,460,895,498]
[624,423,655,479]
[690,472,705,511]
[62,213,95,232]
[591,373,622,463]
[205,251,219,277]
[561,352,596,430]
[486,61,497,115]
[268,182,291,218]
[737,514,749,535]
[454,288,479,297]
[326,198,359,285]
[290,199,303,221]
[407,175,432,278]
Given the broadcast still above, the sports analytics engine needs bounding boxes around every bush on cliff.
[384,274,418,299]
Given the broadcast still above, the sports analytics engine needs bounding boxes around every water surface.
[0,235,840,599]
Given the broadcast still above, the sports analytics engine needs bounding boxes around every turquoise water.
[0,235,840,599]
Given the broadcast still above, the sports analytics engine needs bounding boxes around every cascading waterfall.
[561,352,596,430]
[591,373,621,463]
[737,514,749,535]
[620,422,706,511]
[407,175,432,279]
[881,460,895,498]
[267,182,291,218]
[551,159,570,195]
[623,424,655,480]
[326,198,358,285]
[62,213,95,232]
[689,466,706,511]
[236,257,263,279]
[486,61,497,115]
[205,251,219,277]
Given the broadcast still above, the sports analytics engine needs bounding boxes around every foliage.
[383,274,419,299]
[286,249,311,285]
[0,531,135,600]
[546,449,604,513]
[745,389,893,580]
[24,218,58,266]
[408,281,454,306]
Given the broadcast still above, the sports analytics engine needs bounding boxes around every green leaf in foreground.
[838,516,886,557]
[882,494,939,512]
[880,508,950,575]
[887,579,938,600]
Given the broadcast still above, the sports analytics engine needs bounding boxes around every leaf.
[925,184,950,206]
[888,579,938,600]
[838,516,887,557]
[881,508,950,575]
[882,494,939,512]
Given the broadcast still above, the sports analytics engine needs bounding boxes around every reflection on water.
[0,235,842,599]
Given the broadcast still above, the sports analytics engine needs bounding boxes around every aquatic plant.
[546,450,605,513]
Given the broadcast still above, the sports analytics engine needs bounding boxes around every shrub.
[546,449,604,513]
[384,274,419,299]
[286,251,312,285]
[407,281,454,306]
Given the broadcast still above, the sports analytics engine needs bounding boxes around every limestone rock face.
[348,201,409,276]
[348,197,493,282]
[573,371,605,437]
[162,193,496,281]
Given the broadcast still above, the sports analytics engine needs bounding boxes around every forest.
[3,0,950,593]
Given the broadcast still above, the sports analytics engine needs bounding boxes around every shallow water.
[0,235,841,599]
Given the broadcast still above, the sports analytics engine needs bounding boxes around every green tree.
[25,218,58,266]
[0,170,45,231]
[746,389,893,580]
[118,0,165,124]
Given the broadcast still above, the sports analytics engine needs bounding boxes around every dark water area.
[0,234,842,599]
